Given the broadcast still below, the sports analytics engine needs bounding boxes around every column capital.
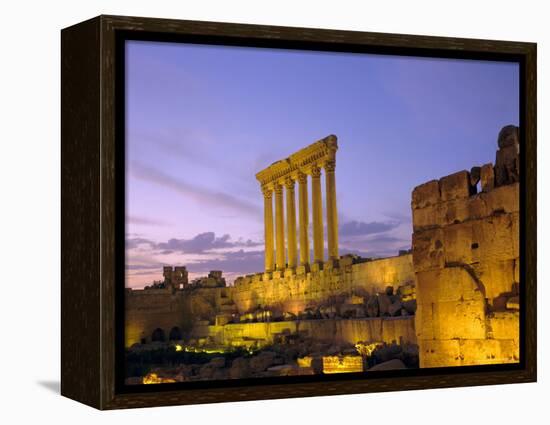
[297,171,308,184]
[261,185,273,199]
[274,183,283,195]
[324,160,336,173]
[284,176,295,189]
[311,164,322,178]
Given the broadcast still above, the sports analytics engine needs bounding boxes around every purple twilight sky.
[125,40,519,288]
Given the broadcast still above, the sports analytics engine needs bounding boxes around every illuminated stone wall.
[413,126,520,367]
[322,355,364,373]
[125,255,414,348]
[192,316,416,347]
[125,286,234,347]
[232,254,415,314]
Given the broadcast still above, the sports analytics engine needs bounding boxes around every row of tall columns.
[262,163,338,272]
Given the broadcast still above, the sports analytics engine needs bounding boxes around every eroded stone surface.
[412,126,520,368]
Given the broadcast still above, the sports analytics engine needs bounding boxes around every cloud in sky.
[189,249,264,274]
[126,223,411,288]
[130,162,262,218]
[126,231,265,288]
[338,219,410,259]
[339,220,400,237]
[156,232,262,254]
[127,215,172,227]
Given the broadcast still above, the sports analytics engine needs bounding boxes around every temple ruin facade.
[125,126,521,377]
[256,135,340,273]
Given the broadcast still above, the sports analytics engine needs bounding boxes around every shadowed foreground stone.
[368,359,406,371]
[498,125,519,148]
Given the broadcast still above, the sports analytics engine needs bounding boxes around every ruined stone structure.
[191,316,416,349]
[231,135,414,314]
[125,272,235,347]
[125,127,520,371]
[232,253,414,314]
[256,135,340,272]
[413,125,520,367]
[163,266,188,290]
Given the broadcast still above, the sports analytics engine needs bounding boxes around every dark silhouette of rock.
[378,294,392,316]
[366,296,379,317]
[368,359,406,371]
[498,125,519,148]
[388,301,403,316]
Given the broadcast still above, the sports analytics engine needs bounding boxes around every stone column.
[262,186,274,272]
[274,183,286,270]
[285,177,297,269]
[325,160,339,260]
[311,165,324,264]
[297,172,310,267]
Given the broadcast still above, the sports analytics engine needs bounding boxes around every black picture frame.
[61,14,537,410]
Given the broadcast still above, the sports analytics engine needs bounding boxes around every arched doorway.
[169,326,182,341]
[151,328,165,342]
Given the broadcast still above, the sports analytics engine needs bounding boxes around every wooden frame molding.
[61,14,537,410]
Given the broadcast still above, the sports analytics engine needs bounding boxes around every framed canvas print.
[61,15,537,410]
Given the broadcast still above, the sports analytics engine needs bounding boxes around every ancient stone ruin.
[125,127,520,383]
[413,124,520,367]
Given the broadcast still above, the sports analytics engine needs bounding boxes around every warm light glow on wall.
[142,373,176,384]
[322,355,363,374]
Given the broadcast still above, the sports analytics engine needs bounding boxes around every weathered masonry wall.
[232,254,415,314]
[412,126,520,367]
[125,287,234,347]
[192,316,416,348]
[125,255,414,348]
[125,289,187,347]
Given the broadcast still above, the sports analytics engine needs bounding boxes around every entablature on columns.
[256,135,338,188]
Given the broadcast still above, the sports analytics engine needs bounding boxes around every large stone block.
[412,228,444,272]
[415,302,434,340]
[412,204,443,231]
[474,259,516,302]
[511,211,520,259]
[488,311,520,341]
[419,339,462,368]
[514,258,520,284]
[441,198,471,226]
[485,183,520,215]
[459,338,519,365]
[443,222,474,265]
[440,171,472,202]
[468,183,519,221]
[381,316,417,345]
[480,163,495,192]
[415,267,484,304]
[495,144,520,186]
[432,299,486,340]
[468,195,490,220]
[412,180,440,210]
[472,213,517,263]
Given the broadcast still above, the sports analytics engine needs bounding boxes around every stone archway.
[151,328,165,342]
[169,326,182,341]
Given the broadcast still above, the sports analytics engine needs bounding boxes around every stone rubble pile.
[232,283,417,324]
